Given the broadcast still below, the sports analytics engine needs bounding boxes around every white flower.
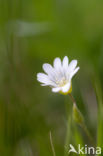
[37,56,80,94]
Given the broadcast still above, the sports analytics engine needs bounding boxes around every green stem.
[69,93,95,147]
[49,131,56,156]
[68,93,76,105]
[81,123,95,147]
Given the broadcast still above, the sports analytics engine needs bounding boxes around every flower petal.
[37,73,50,84]
[70,67,80,79]
[68,60,77,73]
[37,73,57,87]
[53,57,64,80]
[63,56,69,70]
[43,63,53,75]
[43,63,57,81]
[53,57,61,71]
[61,82,71,93]
[52,87,61,93]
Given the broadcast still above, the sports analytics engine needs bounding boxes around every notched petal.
[63,56,69,68]
[53,57,61,70]
[68,60,77,72]
[42,63,53,74]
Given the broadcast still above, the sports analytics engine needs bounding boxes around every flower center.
[56,77,68,87]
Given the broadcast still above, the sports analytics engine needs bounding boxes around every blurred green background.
[0,0,103,155]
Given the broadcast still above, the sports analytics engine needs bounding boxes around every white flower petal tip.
[37,56,80,94]
[63,56,69,69]
[53,57,61,70]
[42,63,53,74]
[75,67,80,73]
[70,66,80,79]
